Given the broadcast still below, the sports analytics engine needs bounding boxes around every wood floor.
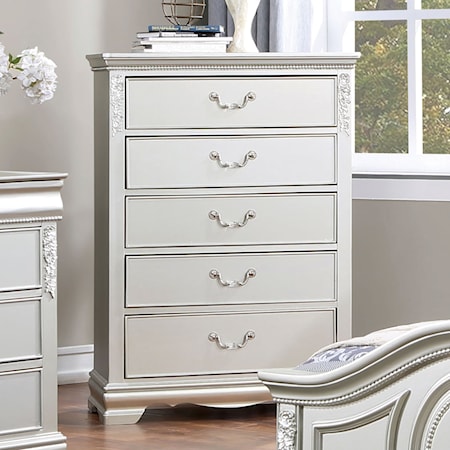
[58,383,276,450]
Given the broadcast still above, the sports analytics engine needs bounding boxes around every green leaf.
[9,54,21,65]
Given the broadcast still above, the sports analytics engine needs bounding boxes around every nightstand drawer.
[0,369,42,435]
[126,135,337,189]
[0,299,41,363]
[126,77,337,129]
[0,229,40,292]
[126,252,336,307]
[126,193,336,248]
[125,310,335,378]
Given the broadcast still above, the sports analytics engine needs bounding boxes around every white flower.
[0,42,57,104]
[0,43,12,95]
[16,47,57,104]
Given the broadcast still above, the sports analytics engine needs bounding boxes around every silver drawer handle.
[208,330,256,350]
[209,150,257,169]
[209,91,256,110]
[209,268,256,288]
[208,209,256,228]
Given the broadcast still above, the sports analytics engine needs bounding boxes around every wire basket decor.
[161,0,206,26]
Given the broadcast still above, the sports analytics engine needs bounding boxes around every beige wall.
[1,2,448,349]
[0,0,166,347]
[353,200,450,337]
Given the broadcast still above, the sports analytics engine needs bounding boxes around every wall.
[353,199,450,337]
[0,0,166,348]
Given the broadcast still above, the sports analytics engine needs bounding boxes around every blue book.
[148,24,224,34]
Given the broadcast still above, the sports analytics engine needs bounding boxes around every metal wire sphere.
[161,0,206,26]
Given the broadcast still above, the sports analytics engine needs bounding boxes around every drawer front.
[126,77,336,129]
[126,135,336,189]
[0,370,42,435]
[125,310,335,378]
[126,194,336,248]
[126,252,336,307]
[0,229,40,292]
[0,299,41,363]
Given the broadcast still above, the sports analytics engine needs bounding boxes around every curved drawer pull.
[209,268,256,288]
[209,91,256,110]
[208,209,256,228]
[208,330,256,350]
[209,150,257,169]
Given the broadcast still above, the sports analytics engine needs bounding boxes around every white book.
[131,37,232,53]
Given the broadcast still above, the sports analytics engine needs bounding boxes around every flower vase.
[225,0,260,53]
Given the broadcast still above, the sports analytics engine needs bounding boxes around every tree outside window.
[354,0,450,155]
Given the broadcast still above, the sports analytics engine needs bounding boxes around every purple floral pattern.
[296,345,377,373]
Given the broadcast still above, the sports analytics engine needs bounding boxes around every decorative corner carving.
[110,74,125,137]
[338,72,352,136]
[43,225,57,299]
[277,410,296,450]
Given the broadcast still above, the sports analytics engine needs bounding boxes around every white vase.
[225,0,260,53]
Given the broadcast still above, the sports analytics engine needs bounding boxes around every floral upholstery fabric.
[296,345,378,373]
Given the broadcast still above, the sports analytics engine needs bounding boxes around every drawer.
[125,310,335,378]
[126,252,336,307]
[0,369,42,435]
[126,135,336,189]
[0,299,41,363]
[0,229,41,292]
[126,77,337,129]
[125,193,336,248]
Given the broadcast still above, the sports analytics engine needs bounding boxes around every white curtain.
[208,0,313,52]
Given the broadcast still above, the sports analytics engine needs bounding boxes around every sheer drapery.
[208,0,312,52]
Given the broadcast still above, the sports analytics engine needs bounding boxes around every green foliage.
[355,0,406,11]
[356,20,409,153]
[8,54,21,66]
[422,19,450,154]
[355,2,450,154]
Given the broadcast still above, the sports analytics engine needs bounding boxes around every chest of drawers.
[0,171,66,448]
[87,53,357,425]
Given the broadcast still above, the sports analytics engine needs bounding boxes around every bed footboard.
[259,320,450,450]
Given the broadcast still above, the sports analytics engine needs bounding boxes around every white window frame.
[324,0,450,200]
[324,0,450,201]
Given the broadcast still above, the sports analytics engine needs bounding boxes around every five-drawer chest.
[0,171,66,448]
[86,53,357,425]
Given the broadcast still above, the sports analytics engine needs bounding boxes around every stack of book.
[132,25,232,53]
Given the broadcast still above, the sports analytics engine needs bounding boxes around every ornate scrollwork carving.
[277,410,296,450]
[43,225,57,299]
[338,72,352,136]
[110,74,125,137]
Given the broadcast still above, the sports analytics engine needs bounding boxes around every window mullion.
[407,10,423,156]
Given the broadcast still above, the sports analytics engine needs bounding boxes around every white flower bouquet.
[0,34,57,104]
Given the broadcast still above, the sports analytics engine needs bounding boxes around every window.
[328,0,450,174]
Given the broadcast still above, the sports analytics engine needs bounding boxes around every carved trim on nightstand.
[277,410,296,450]
[110,74,125,137]
[43,225,57,299]
[0,216,62,225]
[338,72,352,136]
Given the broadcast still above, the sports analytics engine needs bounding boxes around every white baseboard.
[57,345,93,385]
